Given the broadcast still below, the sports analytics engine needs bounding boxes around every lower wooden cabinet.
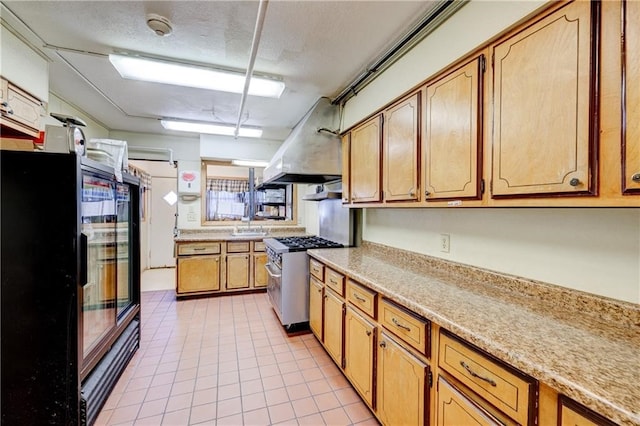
[253,252,268,288]
[226,253,250,290]
[559,395,618,426]
[377,331,429,426]
[176,240,271,296]
[309,277,324,339]
[436,376,512,426]
[177,255,221,294]
[344,306,376,407]
[324,288,345,367]
[438,331,535,425]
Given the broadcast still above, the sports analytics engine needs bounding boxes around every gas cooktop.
[274,236,344,252]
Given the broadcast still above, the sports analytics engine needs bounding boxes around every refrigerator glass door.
[81,174,117,358]
[116,183,133,319]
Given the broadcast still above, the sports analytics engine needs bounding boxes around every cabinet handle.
[632,173,640,183]
[366,330,372,336]
[392,317,411,332]
[379,341,386,348]
[316,287,322,293]
[569,178,580,187]
[1,101,7,107]
[460,361,497,387]
[353,293,366,303]
[193,247,206,251]
[408,188,416,197]
[324,295,328,299]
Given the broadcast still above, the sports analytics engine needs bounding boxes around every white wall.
[46,94,110,141]
[340,0,640,304]
[200,134,281,162]
[364,208,640,303]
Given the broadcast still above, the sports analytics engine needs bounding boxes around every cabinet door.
[623,0,640,194]
[226,254,250,289]
[323,288,345,367]
[178,255,220,293]
[377,331,428,426]
[309,277,324,340]
[436,376,505,426]
[384,92,420,202]
[351,114,382,203]
[2,80,45,137]
[491,1,598,197]
[342,133,351,203]
[253,253,267,288]
[344,306,376,407]
[425,57,483,200]
[559,396,618,426]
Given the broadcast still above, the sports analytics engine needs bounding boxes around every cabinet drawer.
[346,280,376,319]
[178,242,221,255]
[309,258,324,281]
[325,268,345,296]
[559,396,617,426]
[439,332,535,426]
[380,298,430,356]
[253,241,265,252]
[227,241,250,253]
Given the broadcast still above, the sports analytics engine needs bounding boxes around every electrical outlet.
[187,212,196,222]
[440,234,450,253]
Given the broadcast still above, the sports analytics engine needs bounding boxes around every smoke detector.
[146,14,173,37]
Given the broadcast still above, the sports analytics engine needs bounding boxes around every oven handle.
[265,263,282,279]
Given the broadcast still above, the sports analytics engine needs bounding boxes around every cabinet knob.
[366,330,372,336]
[424,190,430,197]
[632,173,640,183]
[569,178,580,187]
[408,188,416,197]
[1,101,8,107]
[379,341,386,348]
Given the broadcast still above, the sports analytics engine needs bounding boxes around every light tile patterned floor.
[96,289,379,425]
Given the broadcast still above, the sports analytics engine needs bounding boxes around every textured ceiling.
[2,1,442,141]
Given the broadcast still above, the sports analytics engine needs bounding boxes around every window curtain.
[206,178,250,221]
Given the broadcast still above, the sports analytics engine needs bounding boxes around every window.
[202,161,296,225]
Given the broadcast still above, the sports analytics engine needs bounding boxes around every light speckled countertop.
[174,226,307,242]
[308,242,640,426]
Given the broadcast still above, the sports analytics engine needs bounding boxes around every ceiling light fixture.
[160,119,263,138]
[231,159,269,168]
[109,54,285,98]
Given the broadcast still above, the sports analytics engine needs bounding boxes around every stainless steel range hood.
[263,97,342,185]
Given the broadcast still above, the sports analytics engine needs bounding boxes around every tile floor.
[96,271,379,426]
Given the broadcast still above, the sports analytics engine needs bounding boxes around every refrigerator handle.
[80,233,88,287]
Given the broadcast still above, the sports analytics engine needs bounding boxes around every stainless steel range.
[264,198,360,331]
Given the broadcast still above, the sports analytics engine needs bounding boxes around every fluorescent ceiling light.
[161,119,263,138]
[109,54,285,98]
[231,159,269,168]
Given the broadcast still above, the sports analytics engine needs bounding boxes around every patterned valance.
[207,178,249,193]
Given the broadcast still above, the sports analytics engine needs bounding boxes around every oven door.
[265,261,283,323]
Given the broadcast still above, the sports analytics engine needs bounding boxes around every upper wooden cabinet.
[623,0,640,194]
[490,1,598,197]
[350,114,382,203]
[384,92,420,202]
[1,77,46,138]
[424,56,483,200]
[341,133,351,203]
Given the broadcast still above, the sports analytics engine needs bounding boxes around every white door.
[150,176,178,268]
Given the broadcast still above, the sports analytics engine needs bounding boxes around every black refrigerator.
[1,150,141,425]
